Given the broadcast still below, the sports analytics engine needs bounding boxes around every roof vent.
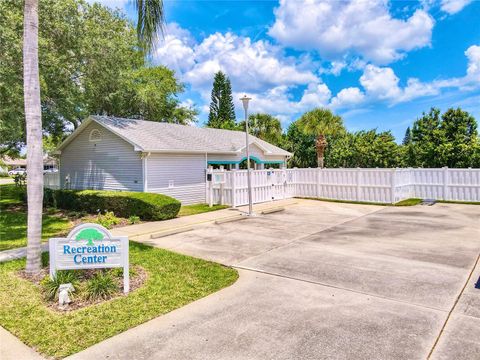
[89,129,102,142]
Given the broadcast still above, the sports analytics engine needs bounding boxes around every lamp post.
[240,95,253,216]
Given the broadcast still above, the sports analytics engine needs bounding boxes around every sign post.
[49,223,129,293]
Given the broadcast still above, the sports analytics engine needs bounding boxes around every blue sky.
[94,0,480,141]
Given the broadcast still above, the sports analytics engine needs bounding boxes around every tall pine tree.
[402,126,412,145]
[207,71,236,129]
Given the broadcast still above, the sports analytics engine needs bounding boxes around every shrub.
[83,272,118,300]
[128,215,141,224]
[41,271,79,301]
[43,190,180,221]
[95,211,121,229]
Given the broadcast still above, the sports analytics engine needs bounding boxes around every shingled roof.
[57,116,292,156]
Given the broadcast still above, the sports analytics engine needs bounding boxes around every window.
[89,129,102,142]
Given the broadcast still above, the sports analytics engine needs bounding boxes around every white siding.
[60,122,143,191]
[146,153,206,204]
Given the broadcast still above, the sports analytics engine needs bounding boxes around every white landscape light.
[240,95,253,216]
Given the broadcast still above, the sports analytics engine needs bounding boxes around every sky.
[92,0,480,141]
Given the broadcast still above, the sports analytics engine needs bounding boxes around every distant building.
[54,116,292,204]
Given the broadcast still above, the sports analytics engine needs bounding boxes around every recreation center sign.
[49,223,129,293]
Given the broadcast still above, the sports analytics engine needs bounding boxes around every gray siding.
[146,153,206,204]
[60,122,143,191]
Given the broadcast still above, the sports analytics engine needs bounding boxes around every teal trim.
[207,160,238,165]
[207,156,285,165]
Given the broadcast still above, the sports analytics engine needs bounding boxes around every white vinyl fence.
[207,167,480,206]
[44,167,480,205]
[44,172,60,189]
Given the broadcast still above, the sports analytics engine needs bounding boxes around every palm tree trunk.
[315,134,327,168]
[23,0,43,274]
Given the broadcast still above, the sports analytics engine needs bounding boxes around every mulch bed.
[17,265,148,312]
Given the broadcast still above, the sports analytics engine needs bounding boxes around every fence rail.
[44,167,480,205]
[207,167,480,206]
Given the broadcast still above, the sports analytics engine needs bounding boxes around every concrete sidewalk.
[0,199,298,264]
[110,198,298,242]
[0,326,44,360]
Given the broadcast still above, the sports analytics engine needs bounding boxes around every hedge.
[44,189,181,221]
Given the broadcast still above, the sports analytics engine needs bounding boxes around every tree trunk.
[315,134,328,168]
[23,0,43,274]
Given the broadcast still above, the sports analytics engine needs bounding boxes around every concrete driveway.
[69,200,480,360]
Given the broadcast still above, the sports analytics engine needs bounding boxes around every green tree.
[405,107,479,168]
[207,71,236,129]
[325,130,401,168]
[402,126,412,145]
[297,108,345,168]
[1,0,191,152]
[285,122,317,168]
[437,108,478,167]
[407,108,443,167]
[15,0,166,274]
[238,113,284,146]
[111,67,197,124]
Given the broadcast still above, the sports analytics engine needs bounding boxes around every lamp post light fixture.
[240,95,253,216]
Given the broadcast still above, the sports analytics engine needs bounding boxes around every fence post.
[219,166,224,205]
[207,166,213,207]
[231,169,237,207]
[443,167,449,200]
[316,168,322,198]
[356,168,361,201]
[390,168,396,204]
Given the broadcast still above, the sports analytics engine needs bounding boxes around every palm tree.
[133,0,165,51]
[24,0,43,274]
[240,113,283,146]
[297,108,345,168]
[23,0,165,274]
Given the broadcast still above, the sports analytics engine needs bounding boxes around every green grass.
[394,198,423,206]
[437,200,480,205]
[296,196,423,207]
[178,203,229,217]
[0,211,71,251]
[0,186,228,251]
[0,242,238,358]
[0,185,71,251]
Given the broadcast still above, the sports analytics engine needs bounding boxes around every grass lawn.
[0,185,71,251]
[178,203,229,217]
[0,242,238,358]
[394,198,423,206]
[438,200,480,205]
[297,196,423,206]
[0,185,230,251]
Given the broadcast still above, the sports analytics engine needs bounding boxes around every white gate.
[207,167,480,207]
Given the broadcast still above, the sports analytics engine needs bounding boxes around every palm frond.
[133,0,165,52]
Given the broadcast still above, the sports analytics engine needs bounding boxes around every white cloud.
[431,44,480,90]
[269,0,434,64]
[353,48,480,106]
[440,0,473,14]
[359,65,402,99]
[232,82,332,123]
[330,87,365,108]
[465,45,480,82]
[298,83,331,108]
[153,27,319,93]
[153,23,195,73]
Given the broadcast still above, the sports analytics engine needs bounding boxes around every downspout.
[142,152,151,192]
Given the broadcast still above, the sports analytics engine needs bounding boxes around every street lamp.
[240,95,253,216]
